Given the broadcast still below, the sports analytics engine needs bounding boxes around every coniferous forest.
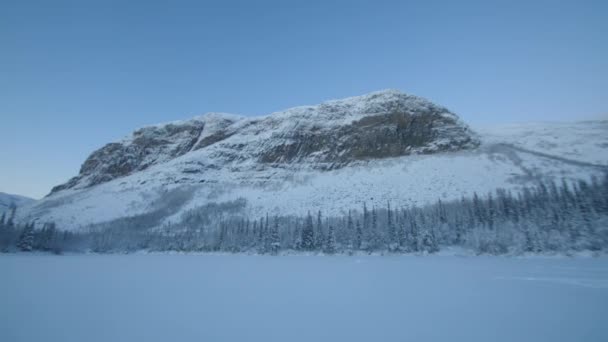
[2,174,608,255]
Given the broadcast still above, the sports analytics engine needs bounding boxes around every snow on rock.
[15,91,608,230]
[50,113,245,193]
[49,89,478,193]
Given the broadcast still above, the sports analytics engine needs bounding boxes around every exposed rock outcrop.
[50,90,478,194]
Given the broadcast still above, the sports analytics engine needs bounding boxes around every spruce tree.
[420,227,438,253]
[346,210,354,248]
[408,211,419,252]
[387,202,397,250]
[257,217,264,247]
[269,216,280,255]
[314,211,324,250]
[324,225,336,254]
[0,212,8,251]
[354,220,362,250]
[6,205,16,230]
[363,202,369,231]
[301,212,315,250]
[17,222,35,252]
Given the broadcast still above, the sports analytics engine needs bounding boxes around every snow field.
[2,254,608,342]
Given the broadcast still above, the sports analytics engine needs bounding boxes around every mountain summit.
[52,90,478,194]
[16,91,607,230]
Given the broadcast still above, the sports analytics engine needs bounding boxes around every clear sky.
[1,0,607,199]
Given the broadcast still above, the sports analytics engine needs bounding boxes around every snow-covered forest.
[2,174,607,255]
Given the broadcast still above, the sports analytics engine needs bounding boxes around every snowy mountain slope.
[479,120,608,166]
[15,91,608,230]
[49,90,478,193]
[0,192,35,214]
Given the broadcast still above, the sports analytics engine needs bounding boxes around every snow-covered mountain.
[0,192,35,214]
[50,90,477,193]
[16,90,608,230]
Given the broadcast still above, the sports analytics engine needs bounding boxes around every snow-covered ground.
[0,192,35,214]
[2,254,608,342]
[478,120,608,166]
[17,120,608,231]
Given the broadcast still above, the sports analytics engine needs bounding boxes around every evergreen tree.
[368,206,380,249]
[35,222,58,251]
[269,216,280,255]
[372,207,377,231]
[257,217,264,247]
[363,202,369,231]
[301,212,315,250]
[6,205,16,230]
[262,213,271,253]
[472,192,484,224]
[420,227,439,253]
[487,193,496,230]
[346,210,354,248]
[314,210,324,250]
[17,222,35,252]
[0,212,9,251]
[216,221,226,251]
[354,220,362,250]
[324,225,336,254]
[408,211,419,252]
[387,202,397,250]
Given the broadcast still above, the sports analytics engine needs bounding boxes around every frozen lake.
[2,254,608,342]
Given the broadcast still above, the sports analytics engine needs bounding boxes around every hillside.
[14,91,608,231]
[0,193,35,214]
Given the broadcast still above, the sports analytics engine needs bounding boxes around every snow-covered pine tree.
[34,222,58,251]
[324,225,336,254]
[601,173,608,214]
[0,212,10,251]
[420,227,439,254]
[487,192,496,230]
[346,210,354,249]
[363,202,369,230]
[314,210,324,250]
[17,222,35,252]
[262,213,272,253]
[408,210,420,252]
[368,206,381,250]
[217,221,228,251]
[6,205,16,230]
[257,216,264,248]
[398,209,408,249]
[387,202,398,251]
[354,220,362,250]
[301,211,315,250]
[472,192,484,225]
[269,216,280,255]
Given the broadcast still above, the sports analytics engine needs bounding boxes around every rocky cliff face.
[50,114,240,193]
[50,90,479,194]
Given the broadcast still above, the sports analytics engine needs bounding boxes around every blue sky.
[1,0,607,198]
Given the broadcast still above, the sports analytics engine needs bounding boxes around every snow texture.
[14,91,608,231]
[0,193,35,214]
[1,254,608,342]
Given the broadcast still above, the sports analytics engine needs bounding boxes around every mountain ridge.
[0,192,36,214]
[50,89,478,194]
[14,91,608,231]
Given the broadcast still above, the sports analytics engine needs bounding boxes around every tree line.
[2,174,607,255]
